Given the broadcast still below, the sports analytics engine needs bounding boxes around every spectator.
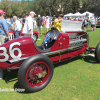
[33,18,37,29]
[91,17,96,32]
[13,16,22,38]
[64,17,67,20]
[50,17,52,26]
[87,17,90,29]
[10,17,14,28]
[0,10,10,80]
[36,15,43,37]
[23,11,36,37]
[6,18,11,28]
[54,15,62,31]
[52,15,56,27]
[83,18,88,31]
[22,15,28,28]
[44,16,50,32]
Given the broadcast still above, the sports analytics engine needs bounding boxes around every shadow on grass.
[3,55,97,94]
[81,55,97,64]
[13,82,32,94]
[3,70,18,83]
[54,56,82,68]
[54,55,97,68]
[14,82,40,94]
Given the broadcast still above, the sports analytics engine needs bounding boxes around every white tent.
[64,12,84,17]
[64,11,94,18]
[82,11,94,18]
[73,12,84,17]
[64,13,73,17]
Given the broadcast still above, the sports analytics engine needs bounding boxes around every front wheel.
[95,42,100,63]
[18,54,54,93]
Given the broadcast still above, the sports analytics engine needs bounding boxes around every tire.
[95,42,100,63]
[18,54,54,93]
[33,33,37,42]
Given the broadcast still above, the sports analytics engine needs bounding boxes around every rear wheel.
[95,42,100,63]
[18,54,54,93]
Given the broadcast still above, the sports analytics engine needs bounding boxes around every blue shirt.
[10,19,13,24]
[0,17,9,35]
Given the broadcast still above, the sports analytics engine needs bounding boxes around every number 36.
[0,42,22,62]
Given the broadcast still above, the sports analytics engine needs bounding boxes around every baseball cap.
[30,11,36,15]
[38,15,41,17]
[58,14,63,17]
[0,10,5,14]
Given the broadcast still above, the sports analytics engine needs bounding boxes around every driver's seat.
[44,29,59,49]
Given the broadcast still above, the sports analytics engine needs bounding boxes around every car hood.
[61,19,83,32]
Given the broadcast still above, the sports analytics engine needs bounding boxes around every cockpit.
[44,28,59,49]
[33,28,59,52]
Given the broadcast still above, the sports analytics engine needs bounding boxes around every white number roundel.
[0,47,9,62]
[9,42,22,59]
[0,42,22,62]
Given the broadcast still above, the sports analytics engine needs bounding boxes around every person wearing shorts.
[36,15,43,37]
[37,25,42,31]
[91,17,96,32]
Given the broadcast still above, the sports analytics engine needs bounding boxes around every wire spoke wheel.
[26,62,50,87]
[18,54,54,93]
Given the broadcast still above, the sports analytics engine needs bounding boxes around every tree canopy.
[0,0,100,18]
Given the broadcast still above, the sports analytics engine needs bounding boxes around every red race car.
[9,29,39,42]
[0,19,100,93]
[96,18,100,28]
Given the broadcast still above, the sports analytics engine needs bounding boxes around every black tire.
[33,33,37,42]
[95,42,100,63]
[18,54,54,93]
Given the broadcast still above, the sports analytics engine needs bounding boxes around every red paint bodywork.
[0,30,89,69]
[9,29,39,37]
[96,19,100,28]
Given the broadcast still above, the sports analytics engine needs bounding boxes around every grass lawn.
[0,26,100,100]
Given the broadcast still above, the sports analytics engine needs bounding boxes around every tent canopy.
[64,11,94,18]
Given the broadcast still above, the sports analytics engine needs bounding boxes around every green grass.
[0,26,100,100]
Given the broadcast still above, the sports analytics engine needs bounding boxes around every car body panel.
[9,29,39,37]
[96,19,100,28]
[0,20,90,70]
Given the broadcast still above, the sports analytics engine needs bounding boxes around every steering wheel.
[46,30,55,43]
[44,30,55,49]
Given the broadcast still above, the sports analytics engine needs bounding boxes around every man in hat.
[23,11,36,37]
[54,15,62,31]
[0,10,10,44]
[0,10,10,80]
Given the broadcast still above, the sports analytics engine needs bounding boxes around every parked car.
[9,29,39,42]
[96,18,100,28]
[0,19,100,93]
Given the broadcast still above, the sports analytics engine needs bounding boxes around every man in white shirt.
[13,16,22,38]
[23,11,36,37]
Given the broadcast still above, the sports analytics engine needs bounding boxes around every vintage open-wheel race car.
[0,19,100,93]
